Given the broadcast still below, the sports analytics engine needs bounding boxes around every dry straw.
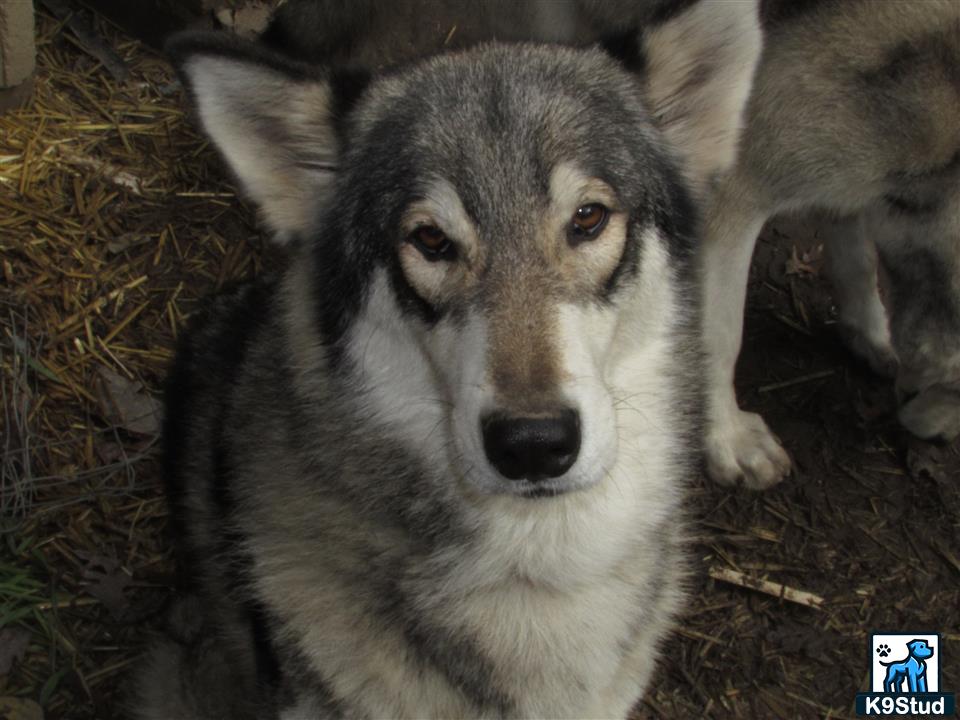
[1,9,264,716]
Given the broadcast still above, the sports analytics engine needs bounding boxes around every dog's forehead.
[392,43,635,127]
[354,44,654,215]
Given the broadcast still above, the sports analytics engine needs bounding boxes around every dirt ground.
[643,217,960,718]
[1,9,958,720]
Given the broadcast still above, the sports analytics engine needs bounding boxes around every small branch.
[758,369,834,394]
[709,566,824,610]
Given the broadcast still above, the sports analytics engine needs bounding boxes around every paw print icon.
[876,644,891,658]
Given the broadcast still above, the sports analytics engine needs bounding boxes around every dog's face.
[335,47,694,497]
[170,2,759,496]
[907,639,934,660]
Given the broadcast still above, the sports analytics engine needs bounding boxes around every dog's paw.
[877,644,891,658]
[837,321,899,379]
[898,384,960,442]
[705,409,792,489]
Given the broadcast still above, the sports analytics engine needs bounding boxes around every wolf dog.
[135,2,761,717]
[701,0,960,488]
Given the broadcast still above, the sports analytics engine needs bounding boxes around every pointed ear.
[640,0,762,192]
[167,33,366,241]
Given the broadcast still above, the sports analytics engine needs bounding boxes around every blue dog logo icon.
[880,639,933,693]
[856,632,955,716]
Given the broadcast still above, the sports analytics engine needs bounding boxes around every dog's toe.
[837,322,899,379]
[705,410,791,490]
[898,385,960,442]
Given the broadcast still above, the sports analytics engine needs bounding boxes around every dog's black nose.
[481,409,580,482]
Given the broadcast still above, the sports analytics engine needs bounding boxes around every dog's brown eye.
[570,204,608,240]
[408,225,455,260]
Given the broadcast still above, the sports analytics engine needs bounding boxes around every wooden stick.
[709,566,825,609]
[758,369,834,394]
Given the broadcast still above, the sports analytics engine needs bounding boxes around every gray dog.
[134,3,761,718]
[701,0,960,488]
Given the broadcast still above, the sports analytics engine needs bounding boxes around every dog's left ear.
[639,0,762,192]
[167,32,369,242]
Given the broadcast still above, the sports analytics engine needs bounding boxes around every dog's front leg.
[701,174,791,489]
[908,667,922,693]
[823,209,898,378]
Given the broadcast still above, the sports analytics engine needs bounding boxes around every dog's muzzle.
[481,408,581,483]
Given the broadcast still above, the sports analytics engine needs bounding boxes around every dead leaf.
[0,697,43,720]
[37,0,129,83]
[785,245,821,276]
[215,2,274,37]
[106,233,150,255]
[0,629,30,676]
[95,367,162,436]
[76,551,133,618]
[54,148,145,195]
[906,441,948,484]
[906,439,960,516]
[94,440,124,465]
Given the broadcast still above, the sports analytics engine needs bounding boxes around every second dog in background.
[702,0,960,488]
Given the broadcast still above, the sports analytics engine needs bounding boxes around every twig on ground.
[708,566,825,610]
[758,369,834,394]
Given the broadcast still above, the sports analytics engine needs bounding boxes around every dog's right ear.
[166,32,369,242]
